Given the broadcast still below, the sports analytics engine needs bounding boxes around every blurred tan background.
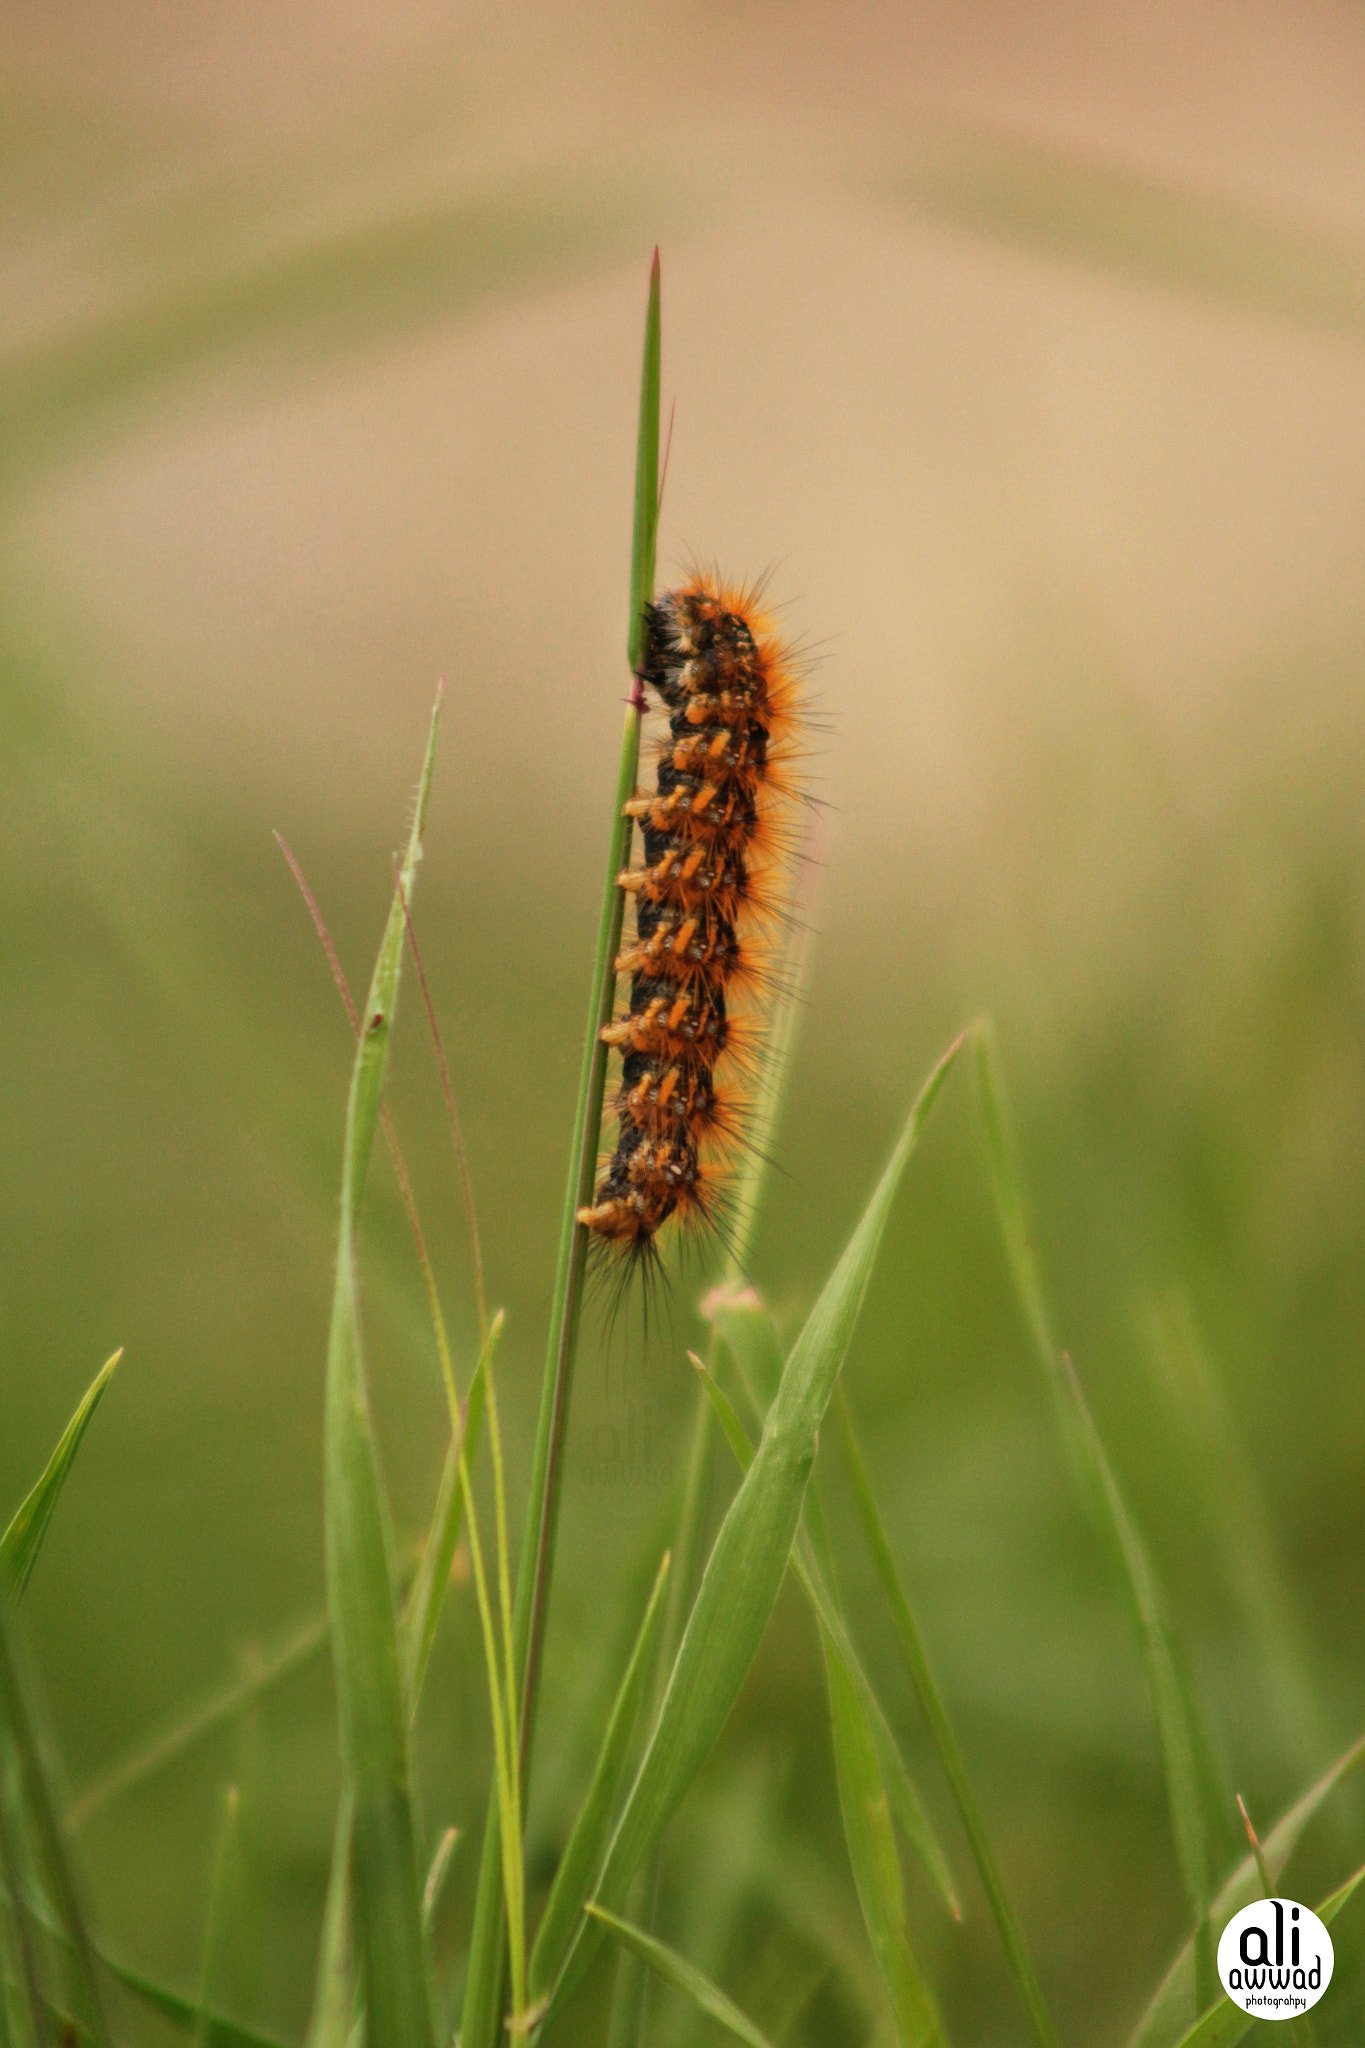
[4,2,1365,2042]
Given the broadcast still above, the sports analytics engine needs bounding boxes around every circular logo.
[1217,1899,1333,2018]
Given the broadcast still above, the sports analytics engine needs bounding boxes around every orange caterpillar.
[577,575,802,1263]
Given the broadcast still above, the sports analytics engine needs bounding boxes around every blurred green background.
[4,1,1365,2042]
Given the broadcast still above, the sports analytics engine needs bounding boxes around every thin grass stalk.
[322,695,442,2048]
[0,1611,109,2048]
[65,1614,329,1835]
[834,1386,1061,2048]
[193,1786,239,2048]
[0,1793,44,2048]
[973,1019,1216,2011]
[392,863,489,1347]
[460,248,659,2048]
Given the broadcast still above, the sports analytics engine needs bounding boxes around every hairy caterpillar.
[577,575,802,1265]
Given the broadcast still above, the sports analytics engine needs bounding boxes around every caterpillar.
[577,574,802,1266]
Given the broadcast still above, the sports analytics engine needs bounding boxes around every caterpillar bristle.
[578,573,803,1270]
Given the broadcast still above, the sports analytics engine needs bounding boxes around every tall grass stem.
[459,247,659,2048]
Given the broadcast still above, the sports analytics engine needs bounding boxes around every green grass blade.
[1061,1357,1213,1979]
[0,1787,44,2048]
[873,121,1365,348]
[835,1387,1060,2048]
[1142,1297,1326,1782]
[688,1356,753,1473]
[703,1289,785,1417]
[303,1794,353,2048]
[194,1785,239,2048]
[0,1878,296,2048]
[694,1350,959,1920]
[0,171,661,497]
[545,1036,963,2019]
[1128,1728,1365,2048]
[974,1021,1215,2008]
[0,1607,111,2048]
[585,1907,776,2048]
[400,1339,490,1714]
[529,1551,671,2002]
[421,1828,460,1940]
[822,1631,946,2048]
[460,251,658,2048]
[1,1351,121,1603]
[321,691,442,2048]
[1167,1859,1365,2048]
[65,1609,329,1833]
[626,249,662,673]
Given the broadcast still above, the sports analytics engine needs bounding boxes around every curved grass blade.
[1128,1727,1365,2048]
[65,1609,329,1834]
[0,1879,295,2048]
[585,1907,775,2048]
[400,1338,491,1712]
[1061,1355,1213,1983]
[0,170,664,497]
[1,1351,121,1603]
[321,691,442,2048]
[545,1036,963,2020]
[1167,1858,1365,2048]
[703,1288,785,1417]
[0,1608,110,2048]
[529,1551,671,2002]
[30,1883,291,2048]
[974,1020,1215,2010]
[194,1785,239,2048]
[422,1828,460,1939]
[823,1635,946,2048]
[460,250,658,2048]
[692,1352,958,1920]
[873,121,1365,347]
[835,1387,1059,2048]
[303,1794,353,2048]
[1142,1297,1326,1786]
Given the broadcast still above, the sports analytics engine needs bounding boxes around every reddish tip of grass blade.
[273,832,360,1033]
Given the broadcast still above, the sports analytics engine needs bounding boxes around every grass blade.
[1142,1296,1326,1783]
[823,1633,946,2048]
[692,1350,959,1918]
[1128,1728,1365,2048]
[194,1785,239,2048]
[586,1907,776,2048]
[65,1610,328,1834]
[0,1874,295,2048]
[529,1552,671,2002]
[1062,1356,1213,1974]
[835,1388,1060,2048]
[1167,1859,1365,2048]
[321,691,442,2048]
[874,121,1365,348]
[422,1828,461,1939]
[0,1608,111,2048]
[546,1036,963,2018]
[460,250,658,2048]
[703,1288,785,1416]
[303,1794,353,2048]
[0,170,660,497]
[974,1020,1215,2010]
[1,1352,121,1603]
[399,1340,490,1713]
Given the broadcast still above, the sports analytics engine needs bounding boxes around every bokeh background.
[4,1,1365,2042]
